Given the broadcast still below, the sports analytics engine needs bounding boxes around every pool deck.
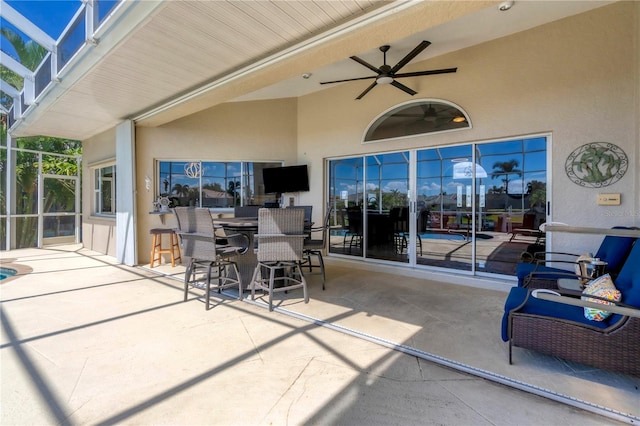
[1,245,635,425]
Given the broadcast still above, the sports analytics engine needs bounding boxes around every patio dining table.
[215,217,258,289]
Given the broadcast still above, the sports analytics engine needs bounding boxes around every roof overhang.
[5,0,613,140]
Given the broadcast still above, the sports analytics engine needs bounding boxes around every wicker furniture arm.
[507,291,640,377]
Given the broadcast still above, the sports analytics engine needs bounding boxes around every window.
[93,164,115,216]
[364,99,470,142]
[157,161,281,208]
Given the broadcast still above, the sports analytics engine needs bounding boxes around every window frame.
[156,160,283,212]
[90,161,116,217]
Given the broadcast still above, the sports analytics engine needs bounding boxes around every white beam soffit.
[8,0,166,138]
[132,0,493,127]
[0,0,56,51]
[131,1,416,125]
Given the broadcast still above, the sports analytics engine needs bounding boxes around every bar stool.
[150,228,182,267]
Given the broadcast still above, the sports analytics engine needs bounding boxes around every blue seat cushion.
[501,287,614,342]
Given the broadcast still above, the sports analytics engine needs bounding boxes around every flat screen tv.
[262,165,309,194]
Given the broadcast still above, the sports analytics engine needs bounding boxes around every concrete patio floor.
[0,245,633,425]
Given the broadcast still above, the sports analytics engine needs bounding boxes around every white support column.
[115,120,137,265]
[5,134,16,249]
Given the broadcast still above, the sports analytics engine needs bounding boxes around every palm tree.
[1,28,47,109]
[172,183,189,197]
[1,30,80,248]
[491,159,522,208]
[0,28,47,71]
[227,180,240,206]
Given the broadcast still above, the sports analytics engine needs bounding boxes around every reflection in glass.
[158,161,281,208]
[328,137,547,278]
[328,157,364,257]
[364,100,470,142]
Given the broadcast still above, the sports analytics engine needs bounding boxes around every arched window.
[363,99,470,143]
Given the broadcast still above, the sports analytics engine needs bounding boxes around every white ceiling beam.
[0,0,56,51]
[0,51,32,78]
[1,79,20,97]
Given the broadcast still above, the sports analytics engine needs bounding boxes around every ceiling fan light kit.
[498,1,514,11]
[320,40,457,100]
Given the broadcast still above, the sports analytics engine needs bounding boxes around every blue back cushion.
[613,241,640,308]
[594,230,636,273]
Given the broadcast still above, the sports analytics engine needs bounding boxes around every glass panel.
[328,157,364,257]
[201,161,232,208]
[96,0,119,25]
[34,54,52,98]
[366,152,410,263]
[417,145,474,271]
[0,215,6,250]
[44,178,76,213]
[16,152,38,215]
[251,162,280,206]
[364,101,469,142]
[479,138,547,276]
[43,215,76,238]
[0,147,6,214]
[13,216,38,249]
[159,160,281,208]
[58,13,86,69]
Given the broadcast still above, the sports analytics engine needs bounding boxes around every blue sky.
[1,1,81,61]
[6,0,81,38]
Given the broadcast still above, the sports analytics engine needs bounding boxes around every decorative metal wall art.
[184,162,201,178]
[565,142,628,188]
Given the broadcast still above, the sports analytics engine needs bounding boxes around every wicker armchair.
[250,208,308,311]
[502,240,640,377]
[516,227,638,289]
[175,207,248,310]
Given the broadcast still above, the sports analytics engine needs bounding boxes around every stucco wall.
[297,1,639,252]
[81,2,638,264]
[81,127,117,257]
[134,98,298,264]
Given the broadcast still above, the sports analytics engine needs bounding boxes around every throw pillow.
[581,274,621,321]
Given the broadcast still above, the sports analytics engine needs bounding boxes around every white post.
[115,120,137,265]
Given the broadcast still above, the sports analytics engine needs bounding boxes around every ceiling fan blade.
[355,81,378,100]
[393,68,458,78]
[320,75,377,85]
[390,40,431,74]
[391,80,417,96]
[350,55,381,74]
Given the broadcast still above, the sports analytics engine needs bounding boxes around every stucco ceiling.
[9,0,613,141]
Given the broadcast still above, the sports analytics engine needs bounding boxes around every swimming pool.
[420,232,493,241]
[0,267,17,280]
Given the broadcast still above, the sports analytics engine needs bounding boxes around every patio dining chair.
[302,206,333,290]
[250,208,308,311]
[343,205,363,251]
[175,207,248,310]
[286,205,313,236]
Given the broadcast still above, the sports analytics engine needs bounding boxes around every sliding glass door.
[328,136,547,278]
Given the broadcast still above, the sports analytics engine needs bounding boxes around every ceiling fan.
[320,40,457,100]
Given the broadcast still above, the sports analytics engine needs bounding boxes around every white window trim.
[90,160,116,218]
